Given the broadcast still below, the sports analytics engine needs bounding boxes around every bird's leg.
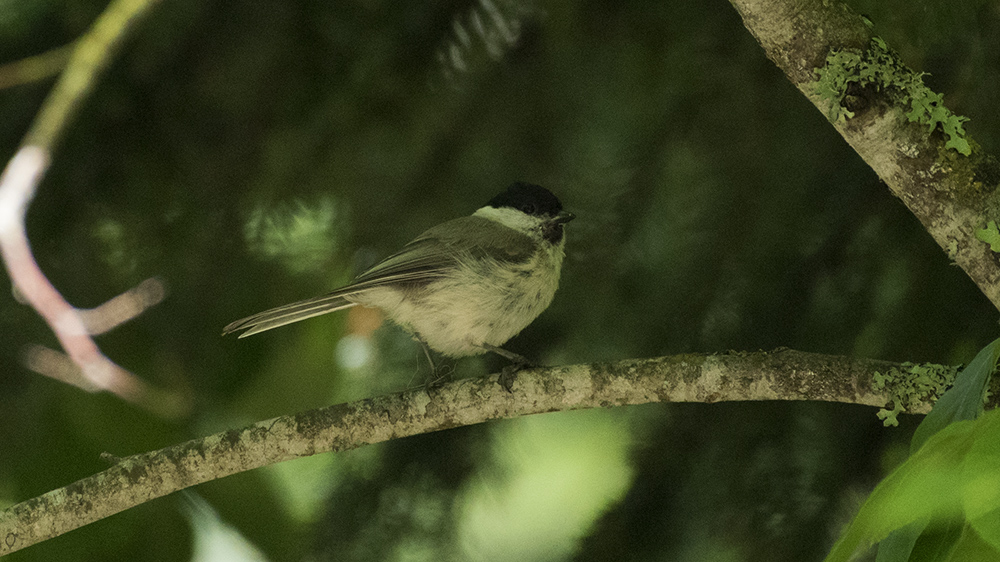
[418,338,436,373]
[416,337,452,389]
[480,343,535,392]
[481,343,532,365]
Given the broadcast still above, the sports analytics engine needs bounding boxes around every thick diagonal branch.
[728,0,1000,311]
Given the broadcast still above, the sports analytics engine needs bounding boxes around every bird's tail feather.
[222,294,357,338]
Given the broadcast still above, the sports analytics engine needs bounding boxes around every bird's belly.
[351,263,560,358]
[415,277,556,357]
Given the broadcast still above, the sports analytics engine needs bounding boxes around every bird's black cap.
[487,182,564,218]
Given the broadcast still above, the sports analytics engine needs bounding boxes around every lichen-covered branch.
[0,350,950,555]
[728,0,1000,311]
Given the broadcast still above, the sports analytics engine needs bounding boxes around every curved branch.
[0,0,173,412]
[728,0,1000,311]
[0,350,944,555]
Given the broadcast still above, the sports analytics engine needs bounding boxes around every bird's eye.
[521,203,536,214]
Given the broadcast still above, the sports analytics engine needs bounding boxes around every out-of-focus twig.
[0,0,175,414]
[27,0,164,152]
[0,43,74,90]
[80,277,167,335]
[0,148,122,393]
[0,148,175,415]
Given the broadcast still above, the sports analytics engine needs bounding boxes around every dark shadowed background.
[1,0,998,560]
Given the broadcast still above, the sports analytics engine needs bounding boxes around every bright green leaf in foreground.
[945,524,1000,561]
[963,420,1000,553]
[825,409,1000,562]
[970,507,1000,554]
[873,520,926,562]
[869,337,1000,562]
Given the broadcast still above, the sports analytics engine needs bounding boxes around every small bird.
[223,182,574,389]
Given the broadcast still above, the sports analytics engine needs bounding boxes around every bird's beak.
[554,211,575,224]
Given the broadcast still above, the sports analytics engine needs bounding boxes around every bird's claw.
[498,361,534,393]
[424,364,454,391]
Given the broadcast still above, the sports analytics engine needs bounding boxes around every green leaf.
[875,520,925,562]
[824,421,977,562]
[827,409,1000,562]
[912,337,1000,454]
[945,524,1000,561]
[970,508,1000,553]
[963,412,1000,549]
[907,518,963,562]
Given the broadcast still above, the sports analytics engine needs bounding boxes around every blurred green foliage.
[0,0,998,561]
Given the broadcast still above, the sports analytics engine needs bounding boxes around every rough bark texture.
[1,350,944,555]
[729,0,1000,311]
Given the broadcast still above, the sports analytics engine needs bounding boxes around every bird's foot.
[498,359,536,393]
[479,343,538,393]
[424,363,454,391]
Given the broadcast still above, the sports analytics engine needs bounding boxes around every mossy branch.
[0,350,952,555]
[728,0,1000,312]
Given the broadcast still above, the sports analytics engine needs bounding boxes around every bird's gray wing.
[350,215,535,286]
[223,216,533,338]
[346,238,457,288]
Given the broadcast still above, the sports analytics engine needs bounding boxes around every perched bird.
[223,182,574,389]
